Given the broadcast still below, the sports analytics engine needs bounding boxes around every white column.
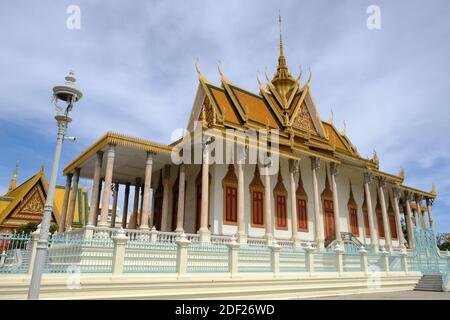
[404,194,415,249]
[311,157,324,249]
[94,179,103,226]
[58,173,72,233]
[110,183,119,228]
[364,171,378,252]
[378,178,392,252]
[67,167,80,231]
[426,198,435,232]
[99,144,116,227]
[140,152,154,230]
[121,183,130,228]
[160,164,170,231]
[392,185,405,247]
[330,163,342,245]
[289,159,300,247]
[128,178,141,229]
[88,151,103,226]
[263,164,273,245]
[415,196,426,228]
[236,145,247,244]
[198,138,211,243]
[175,164,186,232]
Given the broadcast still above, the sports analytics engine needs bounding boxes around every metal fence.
[0,232,32,274]
[187,243,229,273]
[238,245,272,272]
[124,240,177,273]
[279,247,306,272]
[0,231,430,277]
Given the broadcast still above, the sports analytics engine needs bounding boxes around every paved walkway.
[301,290,450,300]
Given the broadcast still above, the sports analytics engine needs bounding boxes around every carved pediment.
[199,97,217,128]
[291,102,318,135]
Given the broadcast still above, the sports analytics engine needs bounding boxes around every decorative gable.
[291,102,318,135]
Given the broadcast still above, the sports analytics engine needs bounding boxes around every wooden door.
[323,199,335,242]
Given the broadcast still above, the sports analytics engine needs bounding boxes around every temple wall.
[158,158,401,247]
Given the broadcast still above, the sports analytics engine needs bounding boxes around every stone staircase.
[414,274,443,292]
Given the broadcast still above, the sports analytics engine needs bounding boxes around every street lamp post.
[27,71,82,300]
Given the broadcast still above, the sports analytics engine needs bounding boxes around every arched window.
[362,188,370,237]
[274,169,288,230]
[375,190,384,239]
[222,164,238,225]
[387,195,398,240]
[321,170,335,243]
[249,165,264,227]
[348,181,359,236]
[296,167,308,232]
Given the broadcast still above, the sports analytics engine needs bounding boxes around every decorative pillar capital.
[377,176,386,188]
[96,150,104,161]
[146,151,155,165]
[237,144,248,164]
[415,194,423,203]
[330,163,340,176]
[106,144,116,158]
[363,170,373,184]
[74,167,81,175]
[404,190,413,202]
[289,158,300,174]
[201,136,213,163]
[310,156,320,171]
[392,184,402,199]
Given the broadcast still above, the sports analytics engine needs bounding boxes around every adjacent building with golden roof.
[0,164,88,233]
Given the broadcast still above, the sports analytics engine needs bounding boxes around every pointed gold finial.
[195,58,205,80]
[305,67,312,86]
[8,161,19,192]
[40,163,45,172]
[296,65,303,84]
[327,108,334,124]
[264,68,271,83]
[256,70,264,88]
[341,120,347,134]
[431,183,437,195]
[399,167,405,179]
[217,61,228,82]
[279,13,284,58]
[372,149,379,165]
[270,14,295,100]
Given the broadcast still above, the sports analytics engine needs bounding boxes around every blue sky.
[0,0,449,232]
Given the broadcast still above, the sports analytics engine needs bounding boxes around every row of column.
[229,154,431,252]
[58,144,435,252]
[58,149,190,234]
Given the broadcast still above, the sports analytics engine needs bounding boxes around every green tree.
[16,222,58,235]
[436,233,450,251]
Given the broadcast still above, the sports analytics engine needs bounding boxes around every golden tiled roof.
[0,169,88,230]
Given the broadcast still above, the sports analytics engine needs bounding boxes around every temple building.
[0,163,88,233]
[61,25,437,253]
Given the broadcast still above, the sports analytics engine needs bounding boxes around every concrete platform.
[300,290,450,300]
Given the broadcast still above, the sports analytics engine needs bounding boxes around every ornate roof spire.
[279,14,284,59]
[8,161,19,192]
[271,14,295,99]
